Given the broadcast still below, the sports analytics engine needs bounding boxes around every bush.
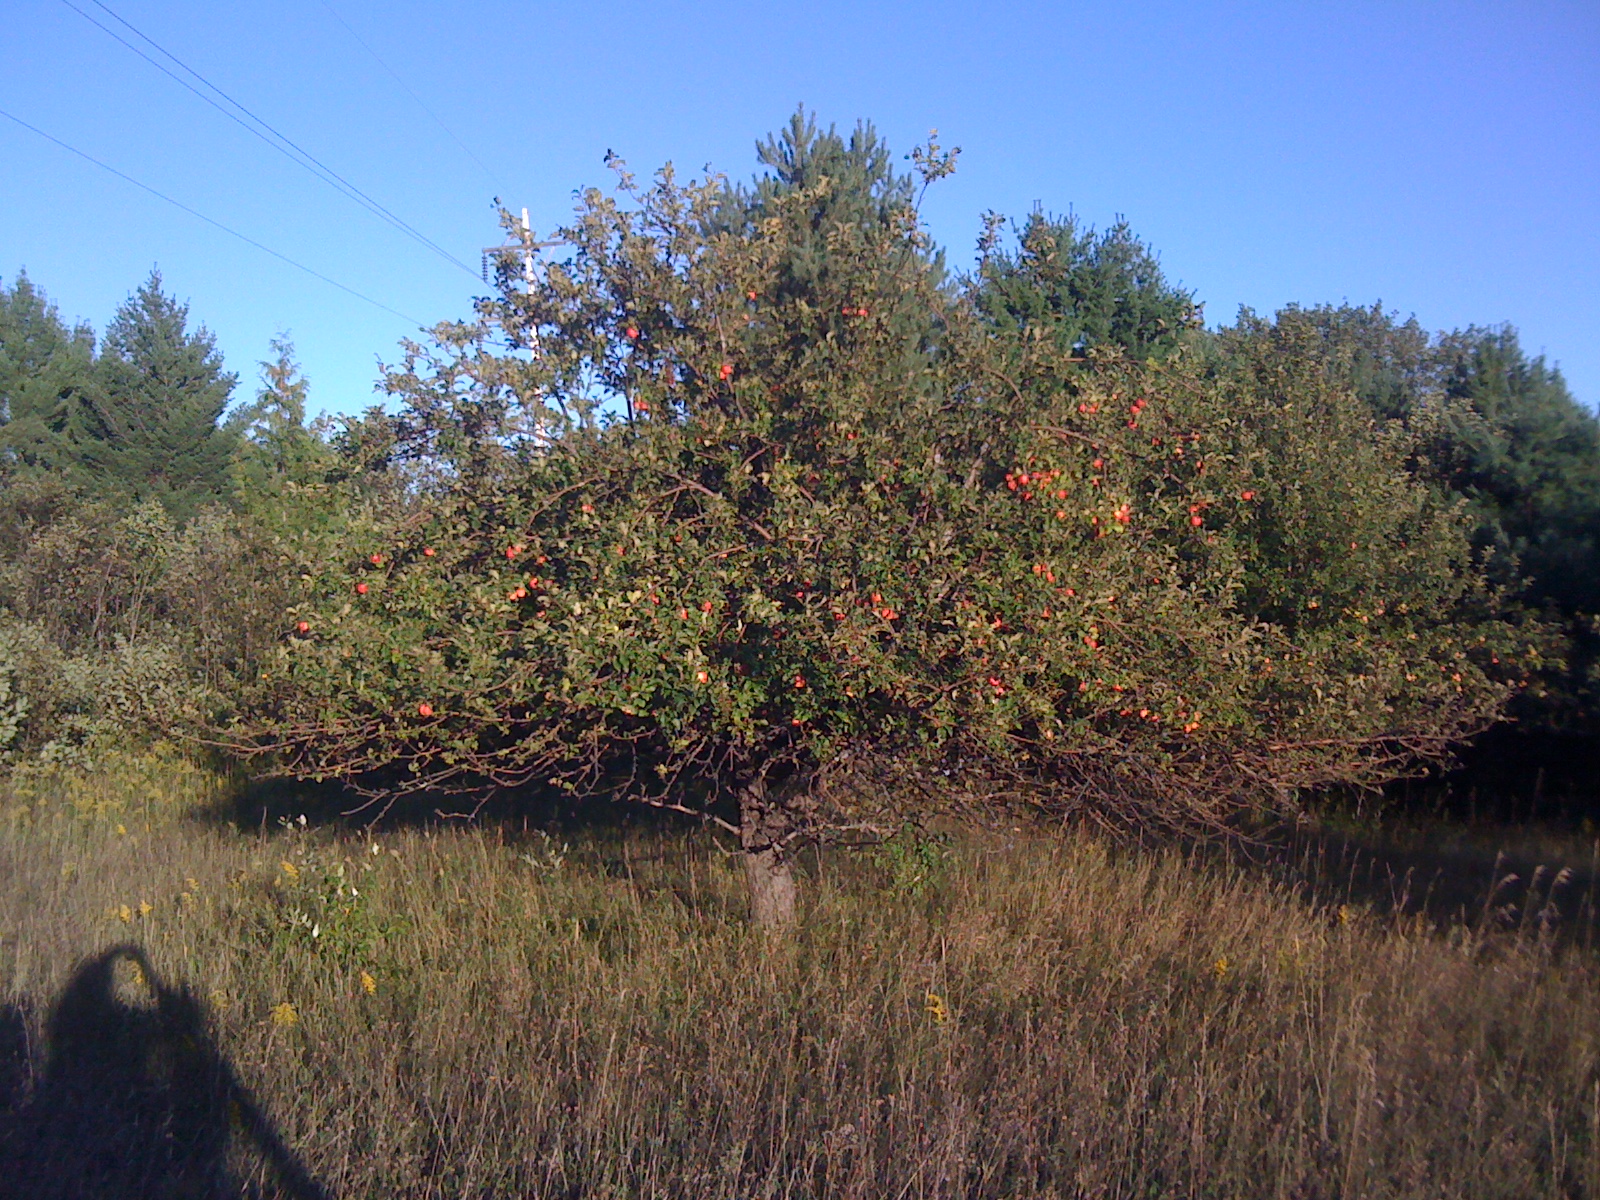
[0,481,293,767]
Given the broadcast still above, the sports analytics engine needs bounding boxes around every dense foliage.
[0,118,1592,918]
[0,272,240,521]
[973,207,1201,363]
[0,282,307,769]
[231,122,1515,920]
[1219,304,1599,731]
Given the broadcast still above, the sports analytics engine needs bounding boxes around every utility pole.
[483,209,563,449]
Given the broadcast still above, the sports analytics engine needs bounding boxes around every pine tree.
[227,334,332,525]
[79,271,239,520]
[0,272,97,478]
[710,108,950,329]
[973,208,1201,362]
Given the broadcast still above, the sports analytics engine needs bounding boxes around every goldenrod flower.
[924,991,950,1023]
[280,861,300,881]
[137,900,153,918]
[1212,955,1230,981]
[360,970,377,996]
[270,1001,299,1027]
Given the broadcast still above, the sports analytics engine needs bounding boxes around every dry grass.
[1,754,1598,1198]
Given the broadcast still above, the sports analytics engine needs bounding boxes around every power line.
[316,0,503,191]
[60,0,480,280]
[67,0,476,278]
[1,105,424,326]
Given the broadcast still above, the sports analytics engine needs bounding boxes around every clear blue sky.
[5,0,1596,417]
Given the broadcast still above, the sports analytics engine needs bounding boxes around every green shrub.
[0,484,293,767]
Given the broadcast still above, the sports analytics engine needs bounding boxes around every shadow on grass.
[1235,816,1600,948]
[0,945,330,1200]
[203,770,735,864]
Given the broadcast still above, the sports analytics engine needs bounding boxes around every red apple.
[355,583,368,595]
[417,703,434,718]
[296,620,310,634]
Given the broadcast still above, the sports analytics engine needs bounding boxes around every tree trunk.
[738,774,798,928]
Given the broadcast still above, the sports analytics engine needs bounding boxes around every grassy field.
[1,752,1598,1199]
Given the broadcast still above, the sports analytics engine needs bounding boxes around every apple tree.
[241,128,1515,924]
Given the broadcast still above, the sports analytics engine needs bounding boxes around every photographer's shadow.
[0,945,329,1199]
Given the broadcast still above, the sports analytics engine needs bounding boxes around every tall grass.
[2,756,1597,1198]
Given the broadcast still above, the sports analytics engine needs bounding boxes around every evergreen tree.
[709,108,952,348]
[227,334,334,531]
[0,272,97,478]
[80,271,239,520]
[973,208,1201,362]
[229,336,324,485]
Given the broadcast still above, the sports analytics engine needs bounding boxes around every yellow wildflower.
[280,860,300,881]
[137,900,153,918]
[270,1001,299,1027]
[1212,955,1230,981]
[116,904,132,924]
[924,991,950,1024]
[360,970,377,996]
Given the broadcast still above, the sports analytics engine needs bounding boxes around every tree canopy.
[1216,304,1599,731]
[0,273,97,479]
[76,272,239,521]
[238,128,1514,922]
[973,208,1201,363]
[3,119,1590,913]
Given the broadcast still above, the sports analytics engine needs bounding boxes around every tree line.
[2,114,1595,916]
